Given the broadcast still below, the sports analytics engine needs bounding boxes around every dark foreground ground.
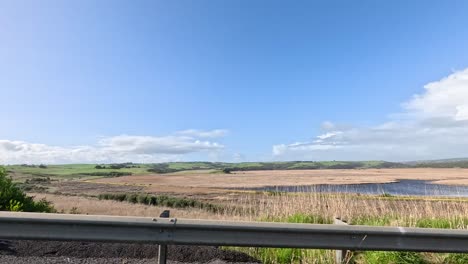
[0,240,259,264]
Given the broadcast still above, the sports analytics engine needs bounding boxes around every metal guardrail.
[1,212,468,263]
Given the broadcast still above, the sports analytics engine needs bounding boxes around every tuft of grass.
[262,213,332,224]
[351,215,392,226]
[379,193,394,198]
[444,253,468,264]
[356,251,426,264]
[415,217,468,229]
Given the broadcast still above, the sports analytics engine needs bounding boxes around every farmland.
[4,162,468,263]
[6,162,468,200]
[92,168,468,190]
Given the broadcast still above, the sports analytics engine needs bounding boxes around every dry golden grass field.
[89,168,468,195]
[28,168,468,263]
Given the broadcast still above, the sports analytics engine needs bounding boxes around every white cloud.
[320,121,336,131]
[455,105,468,121]
[98,135,222,155]
[273,68,468,161]
[316,132,338,140]
[176,129,228,138]
[0,130,226,164]
[273,143,340,157]
[404,68,468,120]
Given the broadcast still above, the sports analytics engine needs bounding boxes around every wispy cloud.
[273,68,468,161]
[175,129,229,138]
[0,129,226,164]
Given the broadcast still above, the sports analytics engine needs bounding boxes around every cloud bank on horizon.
[1,68,468,164]
[0,131,225,164]
[273,68,468,161]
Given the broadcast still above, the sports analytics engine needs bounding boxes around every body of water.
[246,180,468,197]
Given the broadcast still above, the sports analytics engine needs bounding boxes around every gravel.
[0,256,257,264]
[0,240,260,264]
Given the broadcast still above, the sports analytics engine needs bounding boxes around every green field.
[5,159,468,181]
[9,164,147,174]
[4,161,404,180]
[6,164,152,179]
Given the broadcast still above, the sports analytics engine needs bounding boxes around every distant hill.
[146,159,468,173]
[147,161,407,173]
[405,158,468,165]
[6,159,468,178]
[405,158,468,168]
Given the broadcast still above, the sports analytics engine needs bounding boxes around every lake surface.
[246,180,468,197]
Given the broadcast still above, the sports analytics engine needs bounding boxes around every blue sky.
[1,1,468,164]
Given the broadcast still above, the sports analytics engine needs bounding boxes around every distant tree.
[38,164,47,169]
[222,168,233,174]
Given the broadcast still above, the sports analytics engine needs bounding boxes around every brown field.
[89,168,468,195]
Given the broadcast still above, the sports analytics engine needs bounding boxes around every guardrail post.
[158,210,170,264]
[334,217,349,264]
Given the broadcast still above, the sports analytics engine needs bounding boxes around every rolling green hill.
[5,159,468,180]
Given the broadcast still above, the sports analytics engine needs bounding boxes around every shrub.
[97,192,221,211]
[25,177,51,184]
[125,194,138,203]
[81,171,131,177]
[149,196,158,205]
[0,167,54,212]
[137,194,149,204]
[69,207,81,214]
[222,168,233,174]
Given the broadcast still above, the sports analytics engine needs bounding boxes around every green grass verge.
[231,214,468,264]
[352,216,468,264]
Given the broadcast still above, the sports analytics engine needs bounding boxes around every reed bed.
[226,191,468,263]
[32,191,468,263]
